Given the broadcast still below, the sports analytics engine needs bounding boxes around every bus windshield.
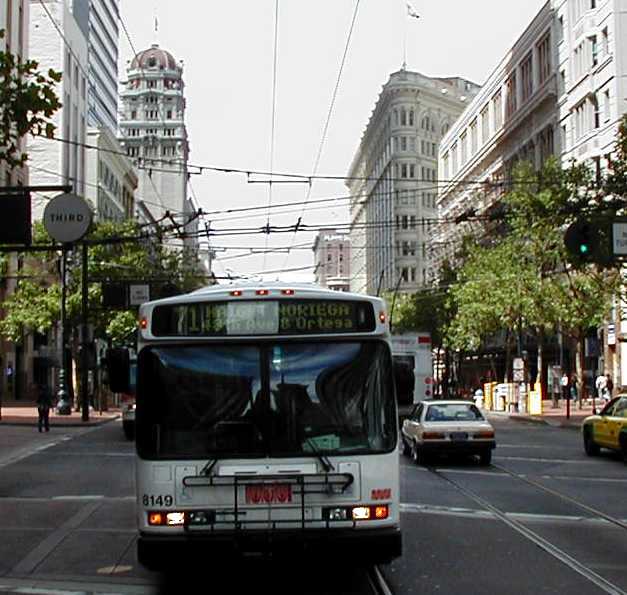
[136,340,396,460]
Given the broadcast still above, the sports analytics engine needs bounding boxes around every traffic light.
[563,218,612,266]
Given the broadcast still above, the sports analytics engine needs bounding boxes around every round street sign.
[43,193,92,243]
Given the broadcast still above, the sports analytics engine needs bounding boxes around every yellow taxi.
[582,395,627,463]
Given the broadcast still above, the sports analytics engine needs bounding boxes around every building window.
[590,35,598,67]
[409,109,414,126]
[520,52,533,102]
[480,105,489,144]
[460,131,467,165]
[601,27,609,57]
[537,32,551,84]
[470,119,478,155]
[401,108,406,126]
[492,90,502,130]
[604,89,610,122]
[591,94,600,129]
[505,73,517,118]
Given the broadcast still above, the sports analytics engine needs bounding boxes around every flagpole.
[403,11,408,69]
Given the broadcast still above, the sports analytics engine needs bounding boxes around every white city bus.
[125,282,401,568]
[391,333,433,420]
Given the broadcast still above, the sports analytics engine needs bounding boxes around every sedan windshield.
[136,341,397,459]
[425,403,485,422]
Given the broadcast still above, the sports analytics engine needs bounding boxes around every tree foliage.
[0,30,62,169]
[0,220,207,345]
[446,158,619,354]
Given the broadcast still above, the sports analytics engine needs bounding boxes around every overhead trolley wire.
[281,0,361,272]
[263,0,281,272]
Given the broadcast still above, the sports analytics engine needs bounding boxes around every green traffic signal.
[563,217,614,266]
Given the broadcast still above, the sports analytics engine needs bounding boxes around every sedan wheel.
[411,442,423,465]
[479,450,492,466]
[583,430,599,456]
[401,436,411,457]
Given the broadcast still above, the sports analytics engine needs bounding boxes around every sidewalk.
[0,401,120,427]
[488,398,600,429]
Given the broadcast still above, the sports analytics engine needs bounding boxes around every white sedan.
[401,400,496,466]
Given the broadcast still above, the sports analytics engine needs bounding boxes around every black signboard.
[0,191,31,245]
[151,299,376,337]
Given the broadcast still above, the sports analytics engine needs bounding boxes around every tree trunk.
[575,331,587,409]
[537,328,546,400]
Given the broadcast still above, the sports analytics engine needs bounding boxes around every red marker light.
[230,290,242,297]
[281,289,295,295]
[256,289,269,296]
[379,311,386,323]
[139,317,148,330]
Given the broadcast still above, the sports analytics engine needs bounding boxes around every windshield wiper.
[200,459,217,476]
[304,438,334,473]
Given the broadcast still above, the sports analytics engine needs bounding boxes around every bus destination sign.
[151,299,376,337]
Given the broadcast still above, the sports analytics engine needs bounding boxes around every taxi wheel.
[620,436,627,465]
[583,429,599,456]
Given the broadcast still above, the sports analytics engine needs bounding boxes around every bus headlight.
[147,511,185,526]
[323,505,389,522]
[187,510,215,525]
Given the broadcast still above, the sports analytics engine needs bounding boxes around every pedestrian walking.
[569,375,578,405]
[606,374,614,401]
[36,383,54,432]
[560,372,569,403]
[595,373,607,405]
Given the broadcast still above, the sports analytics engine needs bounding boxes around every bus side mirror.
[105,348,131,393]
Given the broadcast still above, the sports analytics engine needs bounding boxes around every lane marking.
[0,577,155,595]
[496,456,585,464]
[13,501,104,575]
[431,470,627,595]
[399,502,627,525]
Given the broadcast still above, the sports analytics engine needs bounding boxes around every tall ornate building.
[346,69,480,296]
[118,44,197,249]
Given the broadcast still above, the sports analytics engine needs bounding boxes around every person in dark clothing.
[36,384,54,432]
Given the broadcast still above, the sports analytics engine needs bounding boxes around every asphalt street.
[0,416,625,594]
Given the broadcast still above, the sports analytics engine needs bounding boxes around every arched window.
[409,110,414,126]
[394,110,399,126]
[401,108,407,126]
[422,116,431,130]
[441,122,450,135]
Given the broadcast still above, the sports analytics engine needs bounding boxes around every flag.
[406,2,420,19]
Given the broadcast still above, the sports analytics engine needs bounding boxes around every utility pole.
[56,245,71,414]
[80,241,89,422]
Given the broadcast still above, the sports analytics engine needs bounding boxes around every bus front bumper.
[138,526,402,569]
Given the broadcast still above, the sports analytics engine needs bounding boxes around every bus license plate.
[245,484,292,505]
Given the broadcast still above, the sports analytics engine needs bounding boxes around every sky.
[118,0,548,284]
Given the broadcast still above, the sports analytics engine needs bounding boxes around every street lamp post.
[56,245,71,415]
